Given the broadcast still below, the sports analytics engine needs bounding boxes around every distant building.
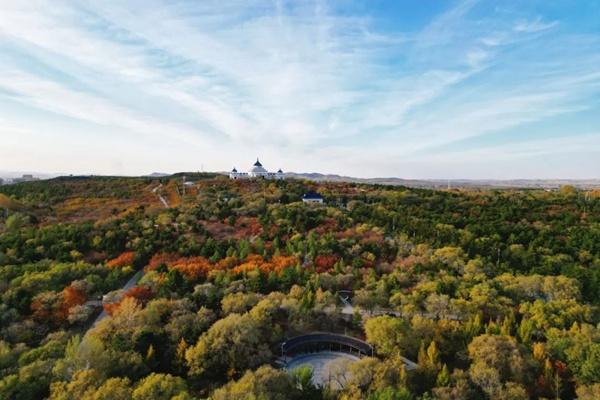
[302,191,324,204]
[0,178,3,185]
[12,174,39,184]
[229,158,285,180]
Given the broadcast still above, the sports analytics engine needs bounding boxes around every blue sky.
[0,0,599,179]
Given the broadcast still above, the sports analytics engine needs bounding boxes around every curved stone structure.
[281,332,374,358]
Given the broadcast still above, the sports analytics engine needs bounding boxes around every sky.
[0,0,599,179]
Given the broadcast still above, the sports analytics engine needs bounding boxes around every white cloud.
[0,1,598,178]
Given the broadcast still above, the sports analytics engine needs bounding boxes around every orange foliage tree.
[270,255,299,273]
[231,254,264,274]
[147,253,213,281]
[104,285,154,315]
[216,256,238,270]
[107,251,136,268]
[56,284,87,320]
[31,284,87,322]
[231,254,299,275]
[170,257,212,280]
[146,252,298,280]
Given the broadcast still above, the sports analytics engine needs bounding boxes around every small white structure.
[302,191,324,204]
[229,159,285,180]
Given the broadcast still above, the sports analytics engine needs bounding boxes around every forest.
[0,175,599,400]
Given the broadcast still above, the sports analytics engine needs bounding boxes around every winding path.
[152,184,169,208]
[89,269,144,329]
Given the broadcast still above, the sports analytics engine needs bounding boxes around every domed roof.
[277,169,283,173]
[250,165,267,174]
[231,167,237,172]
[250,158,267,174]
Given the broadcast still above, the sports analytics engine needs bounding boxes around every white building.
[302,191,324,204]
[229,159,285,180]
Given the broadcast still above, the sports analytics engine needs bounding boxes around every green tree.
[132,373,189,400]
[185,313,272,379]
[291,365,320,398]
[365,316,409,357]
[436,364,450,387]
[367,386,413,400]
[5,212,28,232]
[212,365,297,400]
[221,292,261,315]
[49,369,100,400]
[90,377,132,400]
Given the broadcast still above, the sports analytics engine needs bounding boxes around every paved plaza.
[285,351,359,388]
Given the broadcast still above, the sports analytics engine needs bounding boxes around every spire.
[253,158,262,167]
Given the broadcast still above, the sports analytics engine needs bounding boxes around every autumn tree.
[131,373,189,400]
[185,313,272,380]
[468,334,527,398]
[212,365,299,400]
[365,316,409,357]
[107,251,136,268]
[221,292,261,315]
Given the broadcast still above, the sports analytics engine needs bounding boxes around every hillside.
[0,176,599,399]
[0,193,25,211]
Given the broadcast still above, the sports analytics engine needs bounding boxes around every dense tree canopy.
[0,175,599,399]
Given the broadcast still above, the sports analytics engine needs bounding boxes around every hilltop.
[5,169,600,190]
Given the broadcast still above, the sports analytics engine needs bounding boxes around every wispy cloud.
[0,0,598,177]
[514,17,559,33]
[0,70,212,148]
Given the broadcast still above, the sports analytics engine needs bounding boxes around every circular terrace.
[280,332,374,358]
[280,332,373,388]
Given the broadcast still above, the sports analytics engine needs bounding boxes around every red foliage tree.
[124,285,154,303]
[314,254,339,273]
[147,252,180,270]
[62,285,86,310]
